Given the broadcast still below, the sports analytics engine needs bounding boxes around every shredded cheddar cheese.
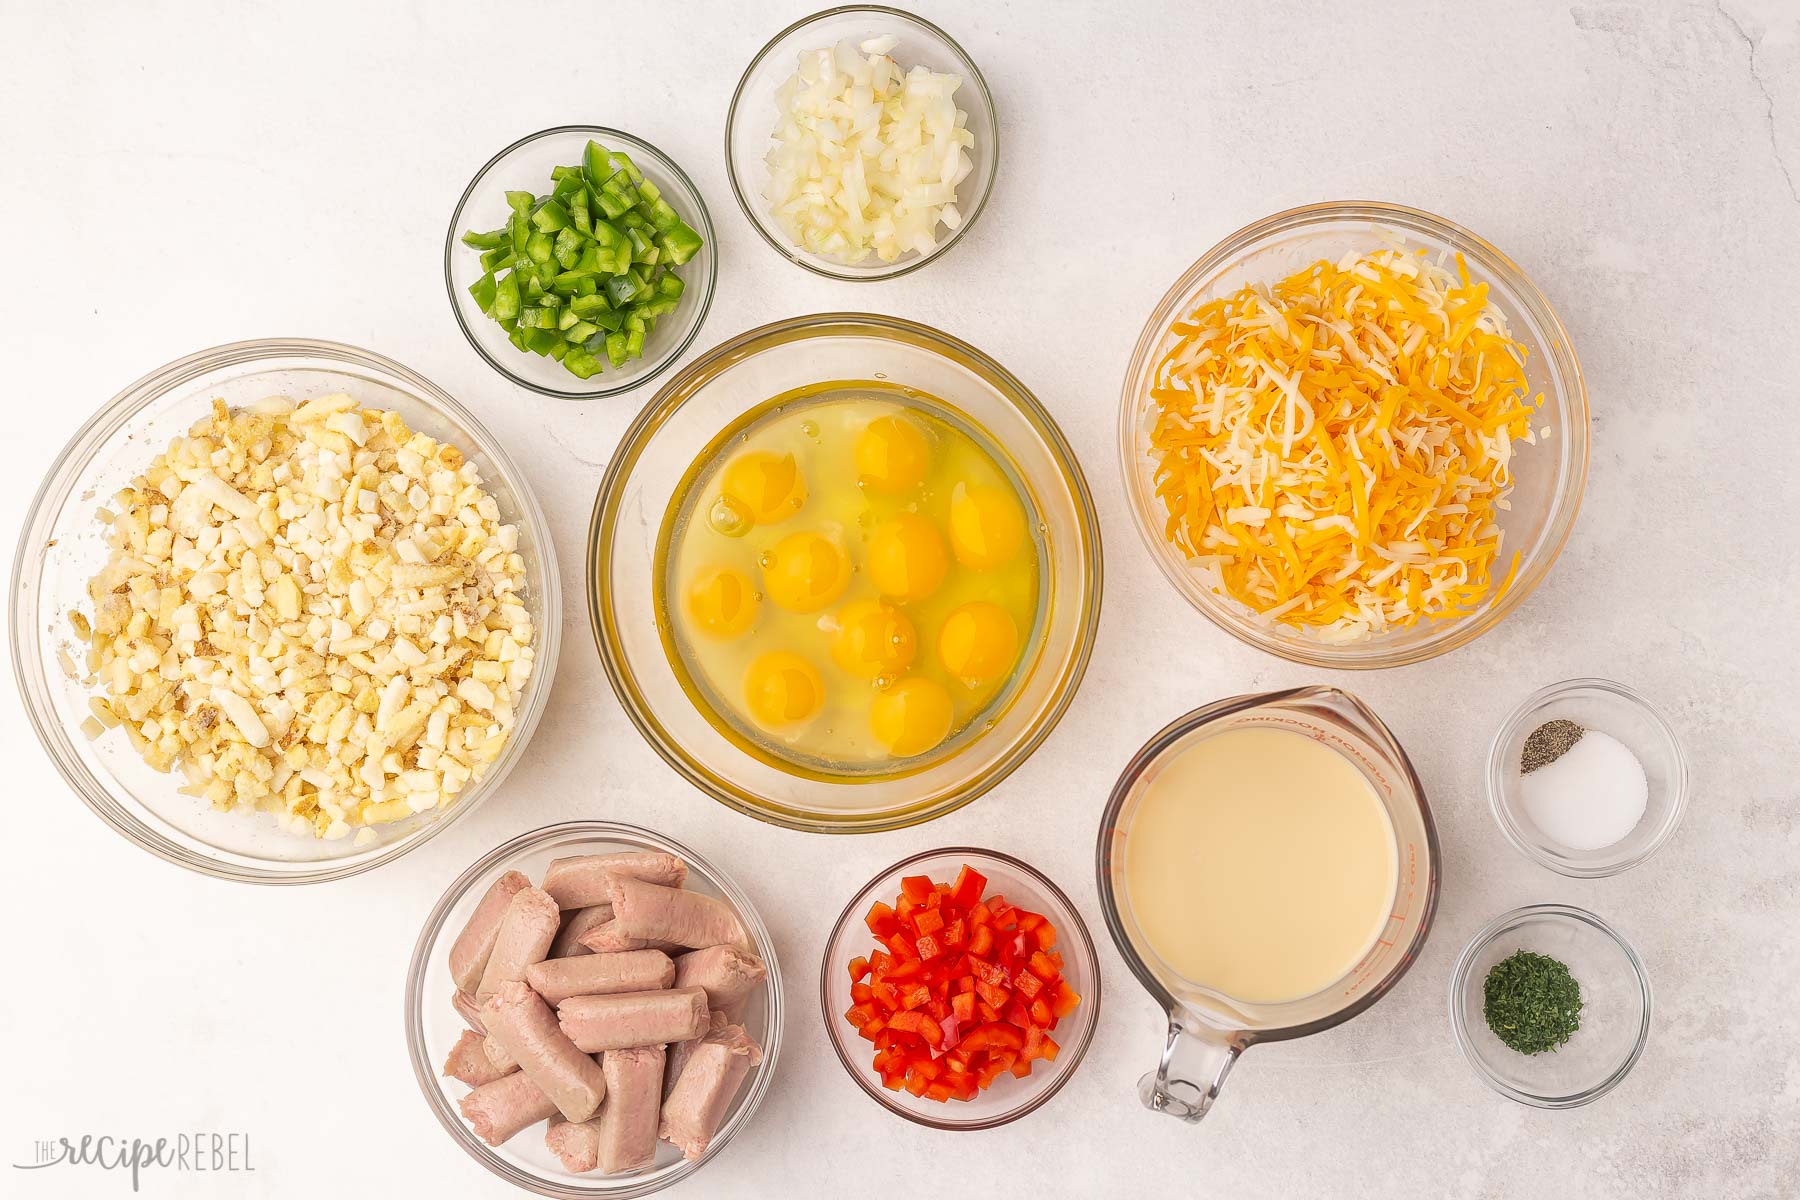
[1145,247,1543,642]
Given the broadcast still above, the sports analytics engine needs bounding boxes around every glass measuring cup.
[1095,687,1440,1121]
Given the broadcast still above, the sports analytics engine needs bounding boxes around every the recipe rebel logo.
[12,1131,255,1191]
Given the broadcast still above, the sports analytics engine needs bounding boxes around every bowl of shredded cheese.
[1118,201,1587,668]
[11,339,561,883]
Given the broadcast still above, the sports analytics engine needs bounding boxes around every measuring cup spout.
[1138,1013,1242,1122]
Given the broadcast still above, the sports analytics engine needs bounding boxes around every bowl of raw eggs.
[588,314,1102,832]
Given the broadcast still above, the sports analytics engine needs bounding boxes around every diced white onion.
[763,38,974,266]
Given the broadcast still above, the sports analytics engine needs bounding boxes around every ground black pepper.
[1521,719,1584,774]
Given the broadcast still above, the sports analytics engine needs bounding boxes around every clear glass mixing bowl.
[10,339,561,883]
[588,314,1101,833]
[1118,201,1588,668]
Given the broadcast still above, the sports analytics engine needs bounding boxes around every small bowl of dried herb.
[1448,904,1652,1108]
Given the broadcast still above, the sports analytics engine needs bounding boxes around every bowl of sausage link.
[406,822,783,1197]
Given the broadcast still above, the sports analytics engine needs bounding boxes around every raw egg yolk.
[721,450,806,524]
[869,676,954,757]
[744,651,825,728]
[684,566,758,638]
[948,483,1026,569]
[853,415,930,494]
[867,513,948,602]
[830,600,917,680]
[937,601,1020,686]
[761,531,851,613]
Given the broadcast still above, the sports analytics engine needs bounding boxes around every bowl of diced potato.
[10,338,561,883]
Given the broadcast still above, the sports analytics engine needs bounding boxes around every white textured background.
[3,1,1797,1196]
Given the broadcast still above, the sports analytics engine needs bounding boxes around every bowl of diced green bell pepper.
[446,126,717,399]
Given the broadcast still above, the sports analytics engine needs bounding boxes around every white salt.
[1519,729,1648,851]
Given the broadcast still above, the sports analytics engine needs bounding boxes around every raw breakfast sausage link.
[475,886,559,998]
[443,1028,514,1088]
[542,852,689,910]
[606,875,751,952]
[526,948,676,1005]
[448,871,530,994]
[671,946,767,1013]
[596,1044,666,1174]
[482,981,609,1123]
[556,986,710,1054]
[550,904,614,959]
[459,1070,558,1147]
[658,1022,763,1161]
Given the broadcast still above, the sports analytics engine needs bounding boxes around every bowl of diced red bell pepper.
[820,848,1100,1127]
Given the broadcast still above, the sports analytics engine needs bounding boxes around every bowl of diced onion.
[1117,202,1589,669]
[10,339,561,883]
[725,6,998,280]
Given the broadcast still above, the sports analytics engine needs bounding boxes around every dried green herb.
[1521,719,1584,773]
[1483,950,1582,1054]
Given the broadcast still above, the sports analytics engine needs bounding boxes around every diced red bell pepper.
[1022,1022,1046,1060]
[905,1071,931,1097]
[968,923,995,958]
[968,956,1008,987]
[882,1071,906,1091]
[1048,980,1081,1019]
[1028,950,1061,982]
[1013,967,1044,1000]
[1029,997,1053,1027]
[941,917,967,948]
[1009,1056,1034,1079]
[972,977,1010,1009]
[969,900,992,927]
[883,957,922,981]
[909,1056,942,1082]
[866,901,899,938]
[950,865,988,909]
[871,980,901,1010]
[851,982,874,1004]
[844,1002,878,1028]
[914,933,944,960]
[912,908,944,937]
[1034,922,1058,951]
[869,950,893,974]
[899,983,932,1011]
[925,1081,956,1102]
[950,991,976,1022]
[859,1017,885,1042]
[900,875,935,905]
[1040,1035,1060,1062]
[885,932,917,962]
[987,898,1016,928]
[977,1000,1001,1022]
[960,1022,1024,1052]
[1017,910,1043,933]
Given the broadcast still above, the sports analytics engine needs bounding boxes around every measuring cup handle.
[1137,1016,1240,1122]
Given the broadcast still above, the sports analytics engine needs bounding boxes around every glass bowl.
[1118,201,1588,668]
[587,314,1102,833]
[9,339,561,883]
[819,847,1100,1128]
[445,126,717,400]
[1488,678,1688,877]
[405,821,784,1198]
[725,6,999,281]
[1448,904,1651,1108]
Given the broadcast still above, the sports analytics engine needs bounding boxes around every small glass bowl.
[1448,904,1651,1109]
[818,847,1101,1129]
[1488,678,1688,877]
[588,314,1102,833]
[10,339,561,884]
[445,126,717,400]
[405,822,783,1198]
[1118,201,1588,668]
[725,6,999,280]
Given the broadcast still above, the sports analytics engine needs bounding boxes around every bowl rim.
[1446,902,1653,1109]
[723,4,999,281]
[586,312,1103,834]
[443,124,718,400]
[8,337,562,884]
[815,844,1102,1129]
[403,820,784,1198]
[1115,199,1590,669]
[1486,677,1690,878]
